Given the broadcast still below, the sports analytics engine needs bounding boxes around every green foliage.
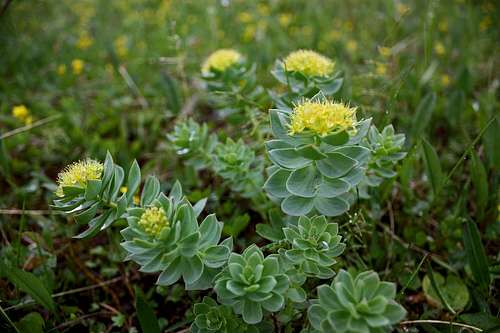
[281,216,345,279]
[212,138,263,197]
[121,181,232,289]
[308,270,406,333]
[422,272,469,311]
[214,245,289,324]
[192,297,257,333]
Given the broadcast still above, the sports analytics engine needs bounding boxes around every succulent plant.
[192,297,258,333]
[264,93,372,217]
[53,153,137,239]
[167,118,217,170]
[212,138,263,197]
[363,124,406,187]
[121,180,232,289]
[281,216,345,279]
[214,244,289,324]
[308,269,407,333]
[271,50,344,107]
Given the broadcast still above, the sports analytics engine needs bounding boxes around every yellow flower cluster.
[138,207,169,237]
[72,59,85,75]
[201,49,242,74]
[289,99,357,136]
[56,159,103,197]
[12,105,33,125]
[76,33,93,50]
[283,50,334,77]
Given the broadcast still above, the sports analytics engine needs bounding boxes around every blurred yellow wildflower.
[72,59,84,75]
[242,24,257,42]
[376,63,387,76]
[237,12,253,23]
[438,21,448,32]
[396,3,410,15]
[283,50,334,77]
[434,42,446,56]
[12,105,29,120]
[202,49,242,74]
[76,33,93,50]
[56,159,103,197]
[344,20,354,31]
[278,13,292,27]
[346,40,358,53]
[327,30,342,42]
[138,207,169,237]
[257,4,270,16]
[378,46,391,57]
[114,36,128,58]
[440,74,451,87]
[480,16,492,31]
[57,64,66,76]
[289,99,357,136]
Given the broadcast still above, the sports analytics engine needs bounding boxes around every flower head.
[72,59,84,75]
[56,159,103,197]
[283,50,334,77]
[76,33,93,50]
[202,49,242,74]
[12,105,29,120]
[289,99,357,136]
[138,207,169,237]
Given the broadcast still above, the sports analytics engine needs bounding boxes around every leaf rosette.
[214,244,289,324]
[121,181,232,289]
[308,270,407,333]
[264,94,372,217]
[281,216,345,279]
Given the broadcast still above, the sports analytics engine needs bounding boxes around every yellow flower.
[12,105,29,121]
[434,42,446,56]
[201,49,242,74]
[24,116,33,126]
[242,24,257,42]
[440,74,451,87]
[57,64,66,76]
[138,207,169,237]
[480,16,492,31]
[120,186,128,193]
[114,36,128,58]
[438,21,448,33]
[344,20,354,31]
[346,40,358,53]
[237,12,252,23]
[76,33,93,50]
[283,50,334,77]
[396,3,410,15]
[327,30,342,42]
[72,59,84,75]
[56,159,104,197]
[289,99,357,136]
[278,13,292,27]
[257,4,270,16]
[376,63,387,76]
[378,46,391,57]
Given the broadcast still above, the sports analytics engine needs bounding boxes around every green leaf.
[470,152,488,219]
[294,145,327,160]
[317,178,350,198]
[463,219,490,292]
[140,176,160,206]
[126,160,141,204]
[135,291,161,333]
[269,148,311,169]
[422,272,469,312]
[321,131,349,146]
[421,138,443,196]
[16,312,44,333]
[85,179,102,200]
[316,153,357,178]
[264,169,291,198]
[242,300,263,324]
[161,72,182,115]
[314,197,349,217]
[281,195,314,216]
[286,164,318,197]
[460,313,500,331]
[411,92,436,139]
[1,263,56,312]
[74,202,99,225]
